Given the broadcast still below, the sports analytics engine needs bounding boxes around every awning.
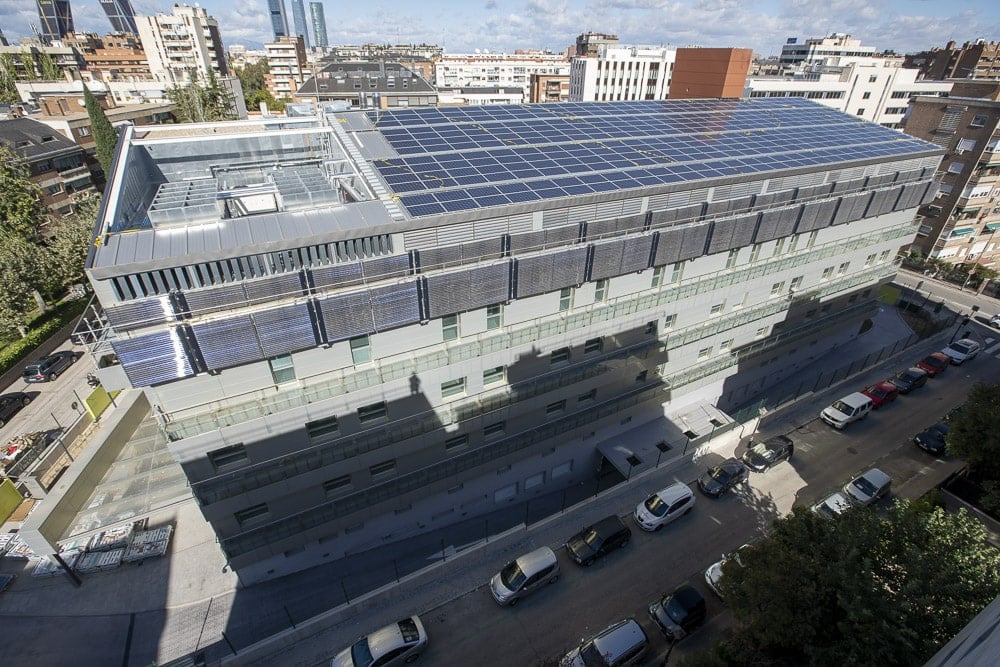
[985,222,1000,232]
[949,227,976,237]
[958,205,983,214]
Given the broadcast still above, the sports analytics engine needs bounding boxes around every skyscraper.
[268,0,289,39]
[36,0,75,42]
[309,2,327,49]
[99,0,139,34]
[291,0,310,50]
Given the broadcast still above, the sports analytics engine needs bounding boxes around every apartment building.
[135,4,228,84]
[84,98,940,582]
[668,48,752,99]
[264,35,309,101]
[61,32,151,80]
[569,44,675,102]
[903,82,1000,267]
[575,32,619,57]
[437,87,523,106]
[905,40,1000,81]
[435,53,569,96]
[778,34,878,68]
[296,62,437,108]
[0,116,95,218]
[745,56,951,128]
[529,73,569,103]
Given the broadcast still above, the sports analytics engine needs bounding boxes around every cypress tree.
[83,83,117,177]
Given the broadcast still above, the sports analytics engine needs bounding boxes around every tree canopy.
[0,144,45,241]
[166,70,237,123]
[83,84,117,178]
[947,382,1000,478]
[694,500,1000,667]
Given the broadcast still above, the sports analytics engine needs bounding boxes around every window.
[323,475,352,495]
[208,444,248,471]
[445,434,469,451]
[868,75,878,83]
[879,249,892,262]
[442,314,459,341]
[865,253,877,267]
[268,354,295,384]
[483,366,505,385]
[790,276,803,291]
[838,261,850,276]
[770,281,786,297]
[956,138,977,153]
[756,326,769,338]
[594,279,609,302]
[970,114,987,128]
[862,91,871,99]
[664,314,676,330]
[788,234,800,253]
[821,266,835,280]
[486,303,503,330]
[484,420,506,438]
[710,302,726,316]
[670,262,684,283]
[698,346,713,360]
[551,347,571,364]
[234,503,270,527]
[651,266,664,288]
[807,231,818,249]
[349,335,371,364]
[559,287,574,311]
[725,249,738,270]
[358,401,388,424]
[78,126,91,137]
[370,459,396,477]
[578,388,596,403]
[545,399,566,416]
[856,108,866,116]
[947,162,965,175]
[719,338,733,352]
[306,416,339,443]
[635,370,648,383]
[749,243,762,263]
[441,377,466,398]
[584,337,603,353]
[774,237,785,256]
[645,320,658,335]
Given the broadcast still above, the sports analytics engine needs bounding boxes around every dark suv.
[564,515,632,566]
[0,393,32,428]
[22,351,76,383]
[648,584,707,642]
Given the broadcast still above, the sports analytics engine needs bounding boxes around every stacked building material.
[123,525,173,563]
[75,548,125,573]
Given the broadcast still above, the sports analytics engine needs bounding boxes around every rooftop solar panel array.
[366,98,937,218]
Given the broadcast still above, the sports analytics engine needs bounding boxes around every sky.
[2,0,999,57]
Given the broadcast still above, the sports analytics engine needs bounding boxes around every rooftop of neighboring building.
[0,116,81,160]
[296,61,436,96]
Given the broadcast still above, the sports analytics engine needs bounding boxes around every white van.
[820,392,873,429]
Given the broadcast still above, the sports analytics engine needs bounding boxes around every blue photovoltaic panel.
[365,98,940,218]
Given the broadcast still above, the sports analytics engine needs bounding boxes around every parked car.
[820,392,873,429]
[331,616,427,667]
[843,468,892,507]
[811,492,854,519]
[941,338,981,365]
[916,352,951,377]
[633,482,695,531]
[889,367,928,394]
[489,546,560,606]
[990,314,1000,328]
[862,381,899,409]
[697,458,749,498]
[564,515,632,566]
[741,435,794,472]
[22,351,76,383]
[560,618,649,667]
[944,403,965,422]
[648,584,707,642]
[705,544,749,599]
[0,392,32,428]
[914,422,950,455]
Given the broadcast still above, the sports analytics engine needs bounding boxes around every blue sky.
[2,0,998,56]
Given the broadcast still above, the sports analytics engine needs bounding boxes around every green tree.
[0,144,46,241]
[166,70,237,123]
[246,87,285,112]
[947,382,1000,478]
[0,236,55,337]
[0,52,19,105]
[37,49,60,80]
[83,84,117,177]
[234,59,268,97]
[18,50,37,81]
[713,502,1000,666]
[46,195,100,290]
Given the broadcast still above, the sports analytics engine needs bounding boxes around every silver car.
[331,616,427,667]
[560,618,649,667]
[633,482,694,531]
[843,468,892,507]
[490,546,560,605]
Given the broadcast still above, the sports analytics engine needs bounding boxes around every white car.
[941,338,980,365]
[633,482,695,531]
[331,616,427,667]
[811,492,854,519]
[704,544,749,598]
[843,468,892,507]
[990,314,1000,328]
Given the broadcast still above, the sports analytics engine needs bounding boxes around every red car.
[862,381,899,409]
[916,352,951,377]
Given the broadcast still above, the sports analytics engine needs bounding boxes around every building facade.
[296,62,437,108]
[575,32,619,57]
[136,4,229,84]
[36,0,75,42]
[745,57,952,128]
[309,2,328,49]
[290,0,310,50]
[903,83,1000,267]
[268,0,289,40]
[264,36,309,101]
[668,47,752,99]
[569,44,675,102]
[99,0,138,35]
[0,116,95,218]
[434,53,569,97]
[62,32,151,80]
[436,86,524,106]
[905,40,1000,81]
[85,99,941,582]
[529,73,569,103]
[778,34,878,68]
